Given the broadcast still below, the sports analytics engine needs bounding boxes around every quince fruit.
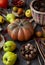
[3,41,16,52]
[3,52,17,65]
[0,15,4,24]
[25,9,32,17]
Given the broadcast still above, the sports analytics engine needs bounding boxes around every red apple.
[0,0,8,8]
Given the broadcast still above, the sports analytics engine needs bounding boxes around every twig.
[35,40,45,61]
[38,56,42,65]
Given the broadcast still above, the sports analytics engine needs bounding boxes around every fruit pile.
[3,41,17,65]
[12,7,24,17]
[0,0,45,65]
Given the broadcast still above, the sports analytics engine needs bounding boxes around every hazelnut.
[29,54,32,58]
[29,46,33,50]
[27,61,30,65]
[33,48,37,53]
[25,54,29,59]
[27,43,31,47]
[25,45,28,50]
[30,51,34,54]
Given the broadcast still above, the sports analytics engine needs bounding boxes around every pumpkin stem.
[20,23,23,26]
[19,19,23,26]
[19,23,23,26]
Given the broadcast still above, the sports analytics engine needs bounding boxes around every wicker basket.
[30,0,45,25]
[42,27,45,37]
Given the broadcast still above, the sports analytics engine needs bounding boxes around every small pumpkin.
[7,19,34,41]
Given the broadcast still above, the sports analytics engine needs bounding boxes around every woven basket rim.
[30,0,45,14]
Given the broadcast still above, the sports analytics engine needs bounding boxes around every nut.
[30,51,34,54]
[25,45,28,50]
[25,54,29,59]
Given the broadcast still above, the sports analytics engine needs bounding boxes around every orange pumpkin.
[7,19,34,41]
